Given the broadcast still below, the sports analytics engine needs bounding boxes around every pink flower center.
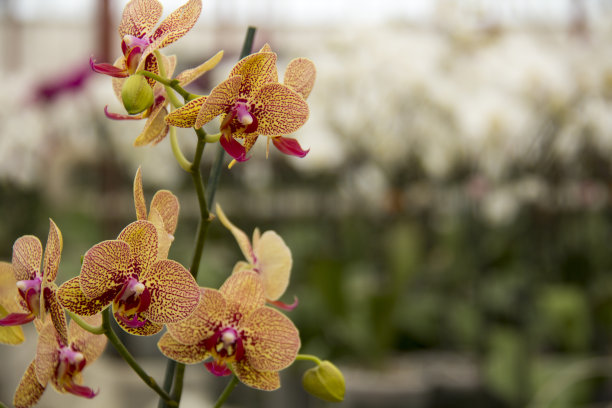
[113,276,151,328]
[207,327,245,362]
[16,275,42,316]
[121,35,151,74]
[56,345,97,398]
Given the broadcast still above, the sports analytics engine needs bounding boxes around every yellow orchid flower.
[158,270,300,391]
[215,204,296,310]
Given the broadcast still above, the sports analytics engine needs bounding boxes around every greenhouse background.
[2,0,612,407]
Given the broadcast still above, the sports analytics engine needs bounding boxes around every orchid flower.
[133,167,179,259]
[165,44,312,165]
[57,220,200,336]
[0,262,25,344]
[13,314,107,408]
[105,50,223,146]
[90,0,202,81]
[216,204,296,310]
[158,270,300,391]
[0,220,66,343]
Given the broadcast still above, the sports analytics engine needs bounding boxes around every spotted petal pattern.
[195,76,242,128]
[253,83,309,135]
[158,332,210,363]
[283,58,316,99]
[12,236,42,281]
[79,240,132,300]
[118,0,163,39]
[165,97,206,128]
[13,360,45,408]
[57,277,112,317]
[167,288,225,345]
[230,52,278,96]
[234,361,281,391]
[142,259,200,323]
[151,0,202,49]
[117,220,158,277]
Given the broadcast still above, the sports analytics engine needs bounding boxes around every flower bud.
[121,75,154,115]
[302,360,345,402]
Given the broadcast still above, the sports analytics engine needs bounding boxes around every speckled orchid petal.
[158,332,210,363]
[141,259,200,323]
[43,283,68,346]
[283,58,316,99]
[90,57,129,79]
[194,76,242,128]
[79,240,132,300]
[220,270,265,315]
[133,167,148,221]
[42,219,62,285]
[165,96,206,128]
[134,104,169,146]
[176,50,224,86]
[13,360,45,408]
[233,361,281,391]
[12,236,42,281]
[151,0,202,49]
[167,288,226,346]
[253,230,292,301]
[148,209,172,260]
[0,262,24,344]
[115,315,163,336]
[35,318,65,387]
[272,136,309,158]
[57,277,112,317]
[242,306,300,371]
[117,220,159,277]
[118,0,163,39]
[69,315,107,364]
[258,43,273,53]
[252,83,309,136]
[150,190,180,236]
[230,52,278,95]
[215,204,255,264]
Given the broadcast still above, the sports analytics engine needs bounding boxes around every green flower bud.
[121,75,154,115]
[302,360,345,402]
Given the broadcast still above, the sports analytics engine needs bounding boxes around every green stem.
[67,311,105,335]
[153,50,183,109]
[163,26,258,408]
[213,376,240,408]
[136,70,200,103]
[101,309,176,407]
[169,122,193,171]
[157,360,176,408]
[296,354,323,365]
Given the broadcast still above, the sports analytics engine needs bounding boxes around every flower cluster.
[1,0,344,406]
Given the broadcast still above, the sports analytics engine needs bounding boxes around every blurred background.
[2,0,612,407]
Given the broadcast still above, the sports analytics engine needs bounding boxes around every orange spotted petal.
[12,235,42,281]
[215,204,255,264]
[151,0,201,49]
[242,306,300,371]
[149,209,172,260]
[79,240,132,300]
[13,360,45,408]
[116,315,163,336]
[42,284,68,346]
[230,52,278,95]
[258,43,273,53]
[158,332,210,363]
[35,318,63,386]
[220,270,265,315]
[176,50,224,86]
[253,83,309,136]
[167,287,226,346]
[253,230,292,301]
[141,259,200,324]
[195,76,242,129]
[284,58,316,100]
[134,104,169,146]
[57,277,112,317]
[42,219,62,285]
[117,220,159,276]
[69,315,107,365]
[133,167,148,221]
[118,0,163,39]
[151,190,180,237]
[165,96,206,128]
[233,361,281,391]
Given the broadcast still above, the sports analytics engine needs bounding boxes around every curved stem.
[296,354,323,365]
[171,363,186,403]
[153,50,183,109]
[137,70,200,103]
[157,360,176,408]
[67,311,105,335]
[101,309,176,407]
[169,120,193,171]
[213,375,240,408]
